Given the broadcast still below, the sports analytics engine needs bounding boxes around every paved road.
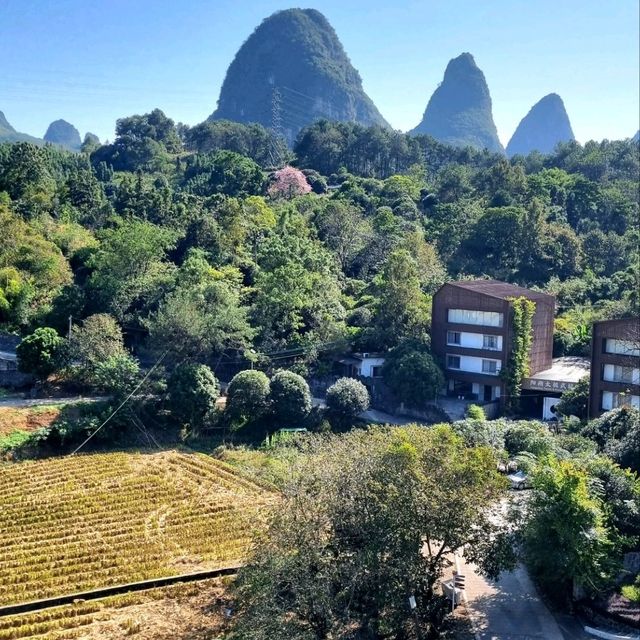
[459,557,567,640]
[312,397,413,425]
[0,395,105,409]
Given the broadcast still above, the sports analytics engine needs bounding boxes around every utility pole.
[68,315,73,339]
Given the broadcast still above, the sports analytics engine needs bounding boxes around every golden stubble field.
[0,449,275,610]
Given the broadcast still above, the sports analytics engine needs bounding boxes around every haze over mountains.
[0,110,44,145]
[1,8,637,154]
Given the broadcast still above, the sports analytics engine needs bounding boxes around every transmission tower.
[269,87,284,168]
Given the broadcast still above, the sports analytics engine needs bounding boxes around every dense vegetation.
[1,108,637,402]
[0,109,638,635]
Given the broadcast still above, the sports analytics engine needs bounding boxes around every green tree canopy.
[17,327,64,381]
[233,425,515,639]
[269,370,312,427]
[167,363,219,432]
[524,457,617,598]
[381,341,444,409]
[226,370,271,425]
[325,377,370,424]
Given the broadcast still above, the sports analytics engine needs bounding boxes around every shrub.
[466,404,486,420]
[326,377,370,422]
[17,327,64,380]
[227,370,271,423]
[269,370,311,427]
[582,407,640,473]
[504,421,555,458]
[452,418,505,451]
[168,363,219,431]
[92,354,140,397]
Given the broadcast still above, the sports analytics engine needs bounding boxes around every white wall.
[447,331,502,351]
[543,397,559,420]
[359,357,385,378]
[603,364,640,385]
[448,354,502,376]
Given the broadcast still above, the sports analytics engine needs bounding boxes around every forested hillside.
[1,110,638,372]
[210,8,388,145]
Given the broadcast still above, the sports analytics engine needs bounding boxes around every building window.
[447,355,461,370]
[602,390,640,410]
[605,339,640,357]
[483,335,499,350]
[371,366,382,378]
[482,359,498,374]
[447,331,461,345]
[613,365,637,384]
[448,309,503,327]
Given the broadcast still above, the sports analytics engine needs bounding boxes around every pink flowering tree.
[268,166,312,200]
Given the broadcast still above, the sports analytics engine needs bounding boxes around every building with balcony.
[589,317,640,417]
[431,280,555,406]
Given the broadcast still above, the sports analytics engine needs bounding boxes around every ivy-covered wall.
[502,296,536,412]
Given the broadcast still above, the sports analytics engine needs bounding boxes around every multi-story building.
[431,280,555,404]
[589,317,640,417]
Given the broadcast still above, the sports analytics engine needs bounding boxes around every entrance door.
[483,385,492,402]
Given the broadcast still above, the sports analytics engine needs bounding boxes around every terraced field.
[0,578,230,640]
[0,450,275,607]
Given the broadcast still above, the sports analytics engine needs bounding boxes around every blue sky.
[1,0,638,145]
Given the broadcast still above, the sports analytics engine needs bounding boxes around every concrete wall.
[359,357,385,378]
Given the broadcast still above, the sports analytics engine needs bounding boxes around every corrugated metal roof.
[444,279,555,303]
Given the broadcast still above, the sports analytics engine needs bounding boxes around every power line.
[68,349,168,456]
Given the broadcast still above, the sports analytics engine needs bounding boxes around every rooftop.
[442,280,555,303]
[529,356,590,384]
[0,334,19,353]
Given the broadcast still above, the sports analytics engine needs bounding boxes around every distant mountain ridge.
[44,119,82,151]
[410,53,504,154]
[210,8,389,145]
[0,110,44,145]
[0,111,86,151]
[506,93,574,157]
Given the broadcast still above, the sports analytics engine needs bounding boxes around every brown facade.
[589,317,640,418]
[431,280,555,402]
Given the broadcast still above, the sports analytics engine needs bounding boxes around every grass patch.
[622,575,640,603]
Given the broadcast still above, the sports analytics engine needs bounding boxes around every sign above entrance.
[522,378,576,392]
